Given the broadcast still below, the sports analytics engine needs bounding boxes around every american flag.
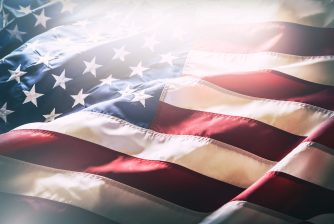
[0,0,334,223]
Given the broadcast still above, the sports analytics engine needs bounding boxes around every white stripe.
[161,77,333,136]
[0,155,204,224]
[199,201,299,224]
[278,60,334,86]
[195,0,334,28]
[15,111,275,188]
[183,50,334,86]
[271,141,334,190]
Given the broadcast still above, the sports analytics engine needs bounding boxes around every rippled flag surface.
[0,0,334,224]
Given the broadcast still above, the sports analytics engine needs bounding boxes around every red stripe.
[195,22,334,56]
[306,118,334,150]
[151,102,303,161]
[0,192,114,224]
[202,71,334,110]
[232,171,334,219]
[0,129,242,212]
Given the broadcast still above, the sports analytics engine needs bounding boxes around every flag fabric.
[0,0,334,223]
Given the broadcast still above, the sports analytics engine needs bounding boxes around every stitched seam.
[9,128,247,189]
[0,154,206,217]
[82,111,277,164]
[10,128,275,190]
[196,80,334,116]
[155,101,304,138]
[189,50,334,60]
[15,111,277,165]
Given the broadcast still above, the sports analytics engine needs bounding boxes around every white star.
[112,46,130,62]
[23,85,43,107]
[43,108,61,122]
[100,75,117,86]
[36,54,54,67]
[17,5,32,15]
[58,0,77,14]
[130,61,149,77]
[25,41,39,51]
[0,103,14,123]
[142,35,159,51]
[7,25,26,42]
[71,89,89,108]
[7,64,27,83]
[159,53,177,66]
[52,70,72,89]
[131,90,153,107]
[83,57,102,77]
[118,85,136,98]
[33,9,51,28]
